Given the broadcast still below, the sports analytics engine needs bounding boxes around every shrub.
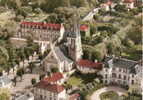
[31,78,36,85]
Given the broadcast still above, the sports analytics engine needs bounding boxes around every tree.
[17,47,26,68]
[16,68,24,81]
[0,88,10,100]
[31,78,36,85]
[106,43,114,55]
[126,25,141,44]
[12,76,17,86]
[51,67,59,73]
[114,4,127,12]
[0,68,3,76]
[28,62,35,73]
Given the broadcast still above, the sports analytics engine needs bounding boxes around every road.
[90,86,127,100]
[82,8,100,21]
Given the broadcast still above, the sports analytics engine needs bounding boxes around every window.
[40,95,42,99]
[124,75,126,80]
[123,69,127,73]
[105,80,108,83]
[132,80,134,84]
[112,68,115,71]
[119,68,122,72]
[123,81,126,85]
[112,73,116,78]
[105,74,108,78]
[119,74,121,79]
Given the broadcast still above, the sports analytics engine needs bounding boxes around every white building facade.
[101,57,142,92]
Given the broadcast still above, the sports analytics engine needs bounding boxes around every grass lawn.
[67,76,83,87]
[100,91,119,100]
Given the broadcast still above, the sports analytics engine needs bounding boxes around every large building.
[101,56,142,92]
[16,22,64,42]
[33,72,67,100]
[42,15,83,73]
[34,82,66,100]
[42,45,73,73]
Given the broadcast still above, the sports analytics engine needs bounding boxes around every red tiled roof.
[106,1,112,5]
[43,72,63,83]
[21,22,61,30]
[77,59,103,70]
[80,25,88,31]
[35,81,65,93]
[69,93,80,100]
[20,21,88,31]
[124,0,134,3]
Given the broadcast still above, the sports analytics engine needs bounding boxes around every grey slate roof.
[104,56,138,73]
[0,76,11,87]
[54,46,73,63]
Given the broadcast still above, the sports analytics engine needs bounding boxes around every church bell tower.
[67,13,83,61]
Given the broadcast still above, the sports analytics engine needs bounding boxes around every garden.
[100,91,119,100]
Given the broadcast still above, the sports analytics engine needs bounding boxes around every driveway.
[90,86,127,100]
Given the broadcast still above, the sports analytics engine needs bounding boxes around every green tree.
[16,68,24,81]
[31,78,36,85]
[0,88,10,100]
[51,67,59,73]
[114,4,127,12]
[12,76,17,86]
[28,62,35,73]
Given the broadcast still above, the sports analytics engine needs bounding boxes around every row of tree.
[0,28,39,75]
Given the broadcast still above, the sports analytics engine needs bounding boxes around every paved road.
[90,86,127,100]
[82,8,99,21]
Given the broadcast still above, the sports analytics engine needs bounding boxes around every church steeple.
[67,12,83,61]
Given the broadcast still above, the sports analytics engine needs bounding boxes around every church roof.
[53,46,73,63]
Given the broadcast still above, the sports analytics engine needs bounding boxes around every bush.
[51,67,59,73]
[31,78,36,85]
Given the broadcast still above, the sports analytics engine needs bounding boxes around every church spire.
[66,11,83,61]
